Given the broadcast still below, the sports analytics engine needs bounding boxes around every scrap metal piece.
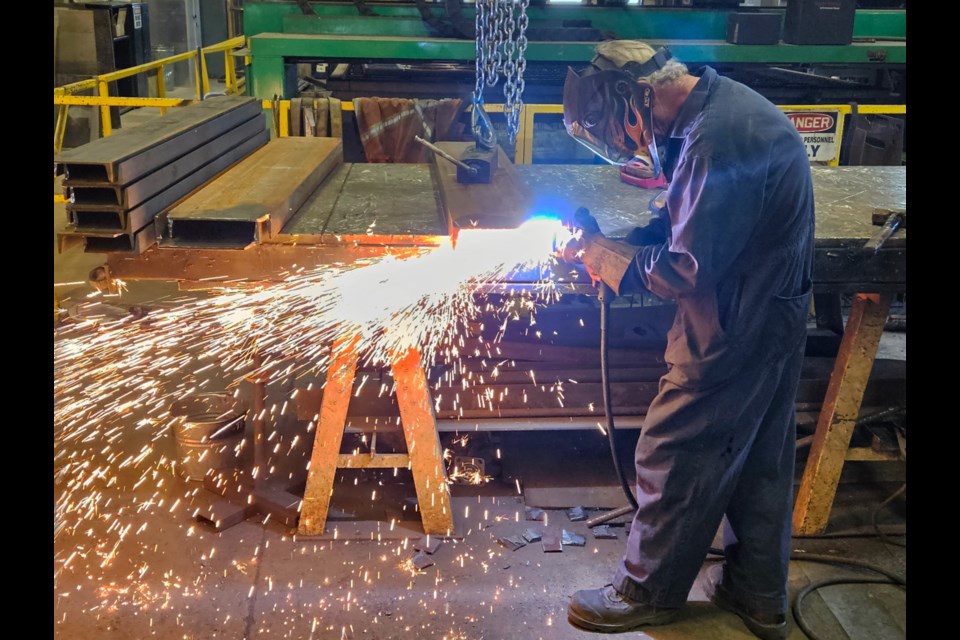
[541,527,562,552]
[567,506,587,522]
[411,552,435,571]
[525,507,545,522]
[497,535,527,552]
[522,528,542,543]
[562,530,587,547]
[414,537,444,555]
[592,525,618,540]
[562,530,586,547]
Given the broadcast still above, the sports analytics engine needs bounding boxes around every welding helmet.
[562,47,672,171]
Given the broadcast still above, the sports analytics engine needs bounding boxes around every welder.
[561,40,815,640]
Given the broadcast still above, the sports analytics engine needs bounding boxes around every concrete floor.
[53,106,905,639]
[53,267,907,640]
[52,437,906,640]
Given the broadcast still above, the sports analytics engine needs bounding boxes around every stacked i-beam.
[56,96,269,253]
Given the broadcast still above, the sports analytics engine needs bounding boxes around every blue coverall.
[613,66,815,617]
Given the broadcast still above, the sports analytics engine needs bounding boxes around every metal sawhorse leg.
[298,336,454,536]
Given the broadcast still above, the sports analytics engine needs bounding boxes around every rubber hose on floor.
[600,282,638,511]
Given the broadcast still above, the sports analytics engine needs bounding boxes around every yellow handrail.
[54,36,248,144]
[96,50,196,84]
[53,96,187,108]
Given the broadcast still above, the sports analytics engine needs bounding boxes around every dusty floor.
[52,426,906,640]
[54,106,905,639]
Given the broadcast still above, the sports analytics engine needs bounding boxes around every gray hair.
[594,40,689,88]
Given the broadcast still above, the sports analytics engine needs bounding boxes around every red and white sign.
[785,110,840,163]
[788,113,835,132]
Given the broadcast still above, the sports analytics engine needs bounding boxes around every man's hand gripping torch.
[556,207,642,298]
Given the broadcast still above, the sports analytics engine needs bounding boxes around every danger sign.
[785,110,840,163]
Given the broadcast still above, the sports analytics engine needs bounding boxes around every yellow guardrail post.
[98,78,112,137]
[156,63,167,115]
[201,52,211,97]
[193,50,202,100]
[279,101,290,137]
[54,105,70,154]
[224,51,235,94]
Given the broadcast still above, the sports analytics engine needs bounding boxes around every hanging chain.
[473,0,529,146]
[475,0,486,102]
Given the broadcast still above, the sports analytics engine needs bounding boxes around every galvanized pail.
[170,393,246,481]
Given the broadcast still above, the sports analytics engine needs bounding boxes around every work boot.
[567,584,679,632]
[704,564,789,640]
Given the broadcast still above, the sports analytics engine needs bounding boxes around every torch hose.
[599,282,639,511]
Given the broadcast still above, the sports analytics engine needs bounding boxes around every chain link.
[475,0,486,102]
[473,0,529,145]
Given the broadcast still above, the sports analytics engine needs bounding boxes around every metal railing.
[53,36,248,152]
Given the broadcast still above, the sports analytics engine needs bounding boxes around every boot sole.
[708,582,788,640]
[567,607,679,633]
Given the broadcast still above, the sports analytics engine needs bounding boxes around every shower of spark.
[54,218,576,552]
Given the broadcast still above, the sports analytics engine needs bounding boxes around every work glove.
[574,207,602,238]
[624,216,669,246]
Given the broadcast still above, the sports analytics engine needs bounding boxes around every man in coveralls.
[562,41,815,640]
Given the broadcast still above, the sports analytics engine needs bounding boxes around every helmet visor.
[563,66,657,169]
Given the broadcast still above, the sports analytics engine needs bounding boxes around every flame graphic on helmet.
[622,95,647,151]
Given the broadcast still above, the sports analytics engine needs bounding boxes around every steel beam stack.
[56,96,269,253]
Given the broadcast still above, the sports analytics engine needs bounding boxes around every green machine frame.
[242,2,905,100]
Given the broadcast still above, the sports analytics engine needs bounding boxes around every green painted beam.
[245,2,905,40]
[283,15,434,38]
[249,33,904,98]
[250,33,905,65]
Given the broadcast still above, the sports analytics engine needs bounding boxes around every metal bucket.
[171,393,246,481]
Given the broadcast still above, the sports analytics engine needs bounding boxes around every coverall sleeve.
[633,154,764,300]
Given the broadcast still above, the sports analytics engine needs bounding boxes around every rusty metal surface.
[392,348,454,535]
[281,164,352,235]
[166,137,343,247]
[282,163,445,241]
[298,336,360,536]
[325,164,445,237]
[433,142,535,232]
[792,293,893,536]
[336,453,410,468]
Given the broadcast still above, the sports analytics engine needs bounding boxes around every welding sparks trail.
[54,219,575,583]
[55,218,572,427]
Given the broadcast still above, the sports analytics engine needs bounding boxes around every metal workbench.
[107,164,906,294]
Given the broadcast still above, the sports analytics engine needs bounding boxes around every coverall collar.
[667,66,718,139]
